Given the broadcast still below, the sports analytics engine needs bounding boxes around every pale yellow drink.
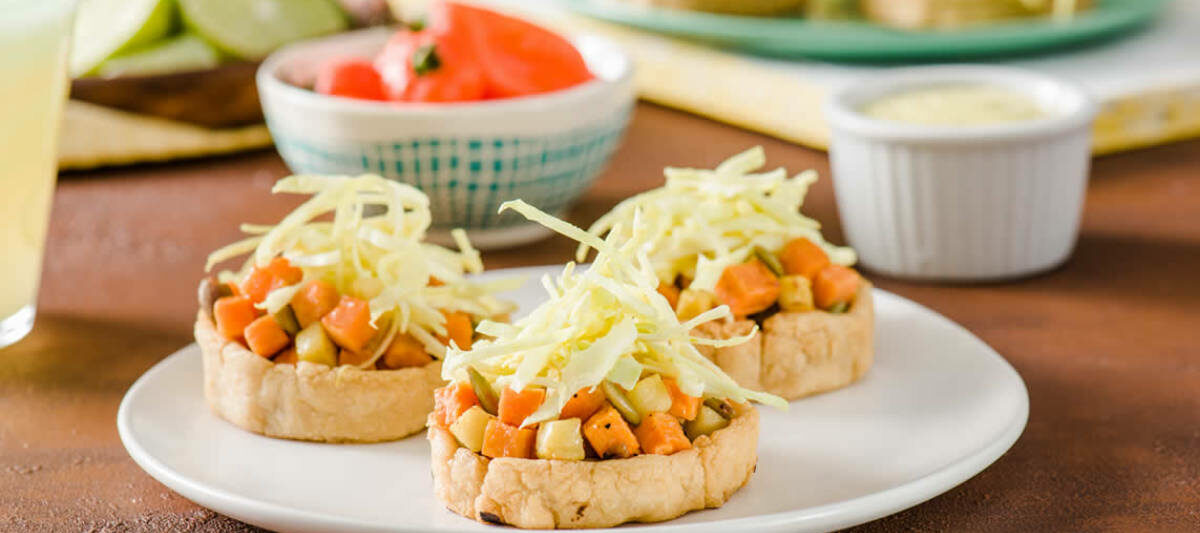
[0,0,74,347]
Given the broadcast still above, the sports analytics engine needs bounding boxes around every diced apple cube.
[684,404,730,441]
[449,405,493,453]
[629,375,672,418]
[675,288,717,321]
[535,418,585,461]
[778,275,815,312]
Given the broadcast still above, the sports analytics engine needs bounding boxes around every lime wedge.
[70,0,177,77]
[95,34,221,78]
[179,0,348,60]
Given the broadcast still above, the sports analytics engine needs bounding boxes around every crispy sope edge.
[196,311,444,443]
[428,404,759,529]
[695,282,875,401]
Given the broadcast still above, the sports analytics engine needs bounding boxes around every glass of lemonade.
[0,0,75,347]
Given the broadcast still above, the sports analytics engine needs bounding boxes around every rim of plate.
[117,269,1028,533]
[562,0,1165,59]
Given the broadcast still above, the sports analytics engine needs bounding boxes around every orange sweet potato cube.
[481,419,536,459]
[813,264,860,311]
[242,257,303,304]
[583,405,640,459]
[498,386,546,427]
[337,348,372,367]
[437,310,474,350]
[433,382,479,428]
[714,260,781,317]
[273,347,298,364]
[780,237,830,279]
[634,412,692,456]
[243,315,290,358]
[560,386,606,421]
[380,333,432,369]
[657,282,680,309]
[290,279,340,327]
[214,295,259,341]
[663,378,701,421]
[320,295,377,352]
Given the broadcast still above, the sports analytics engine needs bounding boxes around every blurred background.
[55,0,1196,172]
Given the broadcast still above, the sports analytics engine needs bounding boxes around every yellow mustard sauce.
[861,84,1049,126]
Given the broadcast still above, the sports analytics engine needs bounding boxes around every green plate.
[562,0,1168,61]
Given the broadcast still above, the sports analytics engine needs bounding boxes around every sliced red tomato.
[374,28,485,103]
[434,2,593,98]
[314,57,386,101]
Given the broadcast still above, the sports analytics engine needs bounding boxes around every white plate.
[118,265,1028,533]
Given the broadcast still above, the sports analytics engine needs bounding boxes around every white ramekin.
[824,66,1098,281]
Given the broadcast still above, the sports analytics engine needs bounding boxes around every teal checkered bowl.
[258,27,634,248]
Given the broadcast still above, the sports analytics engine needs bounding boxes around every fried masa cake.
[198,175,514,442]
[427,200,786,528]
[579,147,874,401]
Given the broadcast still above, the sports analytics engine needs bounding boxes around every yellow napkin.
[58,100,272,170]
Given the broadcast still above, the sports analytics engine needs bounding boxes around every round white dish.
[825,65,1097,281]
[257,28,635,249]
[118,265,1028,533]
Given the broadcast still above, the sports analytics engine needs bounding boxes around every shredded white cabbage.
[206,175,518,363]
[577,146,856,292]
[442,200,787,427]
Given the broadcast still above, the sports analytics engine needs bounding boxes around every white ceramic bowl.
[257,27,635,249]
[825,66,1097,281]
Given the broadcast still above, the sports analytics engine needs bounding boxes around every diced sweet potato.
[242,257,303,304]
[269,257,304,285]
[241,269,274,305]
[433,382,480,428]
[213,295,258,340]
[634,412,693,455]
[813,264,860,311]
[290,280,340,328]
[481,419,536,459]
[320,295,377,352]
[498,386,546,426]
[243,314,290,358]
[657,282,680,309]
[273,347,298,365]
[583,405,640,459]
[780,238,830,279]
[663,378,701,421]
[560,386,606,421]
[379,333,432,369]
[714,260,781,316]
[337,348,372,367]
[438,310,474,350]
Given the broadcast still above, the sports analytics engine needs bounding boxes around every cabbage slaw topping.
[443,200,787,428]
[577,147,856,292]
[206,174,517,363]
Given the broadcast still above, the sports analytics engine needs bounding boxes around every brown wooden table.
[2,103,1197,532]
